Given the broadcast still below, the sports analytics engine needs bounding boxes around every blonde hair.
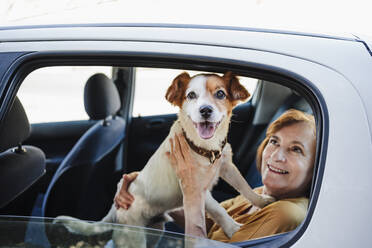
[256,109,316,172]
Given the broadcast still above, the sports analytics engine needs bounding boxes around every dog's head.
[166,71,250,140]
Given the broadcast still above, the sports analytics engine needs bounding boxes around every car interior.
[0,63,315,246]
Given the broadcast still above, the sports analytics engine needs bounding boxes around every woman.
[115,109,316,242]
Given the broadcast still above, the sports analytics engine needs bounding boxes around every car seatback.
[245,92,312,187]
[42,73,126,220]
[0,97,45,224]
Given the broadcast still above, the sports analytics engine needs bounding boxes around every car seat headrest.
[0,97,30,153]
[84,73,121,120]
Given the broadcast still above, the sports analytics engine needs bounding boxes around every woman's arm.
[182,190,207,237]
[166,133,220,237]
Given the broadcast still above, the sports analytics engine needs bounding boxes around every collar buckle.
[182,129,226,165]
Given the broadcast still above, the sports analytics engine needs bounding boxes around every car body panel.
[0,24,371,247]
[1,26,371,133]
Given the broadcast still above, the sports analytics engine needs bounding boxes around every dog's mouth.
[193,121,220,139]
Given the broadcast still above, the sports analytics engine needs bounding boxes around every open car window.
[0,56,322,248]
[17,66,112,124]
[132,67,258,117]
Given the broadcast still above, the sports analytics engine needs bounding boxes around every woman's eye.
[269,138,278,145]
[187,91,197,100]
[292,146,303,154]
[215,90,226,100]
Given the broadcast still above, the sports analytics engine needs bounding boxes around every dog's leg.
[53,204,117,235]
[205,191,241,238]
[220,161,275,208]
[53,215,113,235]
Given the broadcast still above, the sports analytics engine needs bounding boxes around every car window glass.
[132,68,258,117]
[17,66,112,123]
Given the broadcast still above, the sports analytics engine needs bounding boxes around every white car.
[0,24,371,247]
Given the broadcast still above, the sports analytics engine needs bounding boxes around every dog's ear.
[165,72,191,107]
[223,71,250,105]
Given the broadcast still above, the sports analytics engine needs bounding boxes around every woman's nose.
[271,147,286,162]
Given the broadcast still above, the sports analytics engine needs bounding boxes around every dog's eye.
[215,90,226,100]
[187,91,197,100]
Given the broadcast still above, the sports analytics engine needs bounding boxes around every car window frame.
[0,51,328,247]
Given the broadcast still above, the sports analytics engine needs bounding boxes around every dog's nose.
[199,105,213,119]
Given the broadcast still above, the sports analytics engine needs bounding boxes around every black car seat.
[0,97,46,212]
[238,81,312,188]
[0,96,46,243]
[42,73,126,220]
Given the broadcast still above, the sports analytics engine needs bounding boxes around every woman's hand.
[166,133,220,196]
[114,172,139,210]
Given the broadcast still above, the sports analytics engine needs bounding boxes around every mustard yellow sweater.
[207,188,308,243]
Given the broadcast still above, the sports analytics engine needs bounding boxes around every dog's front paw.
[253,194,276,208]
[53,215,74,224]
[52,216,81,234]
[224,220,242,239]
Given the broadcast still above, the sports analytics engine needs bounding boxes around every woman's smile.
[267,164,289,174]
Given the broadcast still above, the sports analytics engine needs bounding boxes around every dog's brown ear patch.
[223,71,250,105]
[165,72,191,107]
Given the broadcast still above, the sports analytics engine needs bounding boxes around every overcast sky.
[1,0,371,37]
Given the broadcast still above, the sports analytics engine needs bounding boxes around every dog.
[54,71,275,247]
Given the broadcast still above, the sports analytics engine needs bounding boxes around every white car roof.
[1,23,371,129]
[0,24,366,67]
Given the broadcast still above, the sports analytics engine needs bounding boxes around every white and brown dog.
[55,72,275,246]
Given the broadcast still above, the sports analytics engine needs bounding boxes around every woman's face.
[261,122,316,199]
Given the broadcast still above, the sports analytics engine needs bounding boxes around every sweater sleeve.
[241,201,304,240]
[209,198,308,243]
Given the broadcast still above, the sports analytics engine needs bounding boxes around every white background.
[1,0,371,37]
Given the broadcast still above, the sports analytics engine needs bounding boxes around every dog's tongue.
[197,122,216,139]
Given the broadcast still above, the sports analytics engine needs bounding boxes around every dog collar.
[182,129,227,164]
